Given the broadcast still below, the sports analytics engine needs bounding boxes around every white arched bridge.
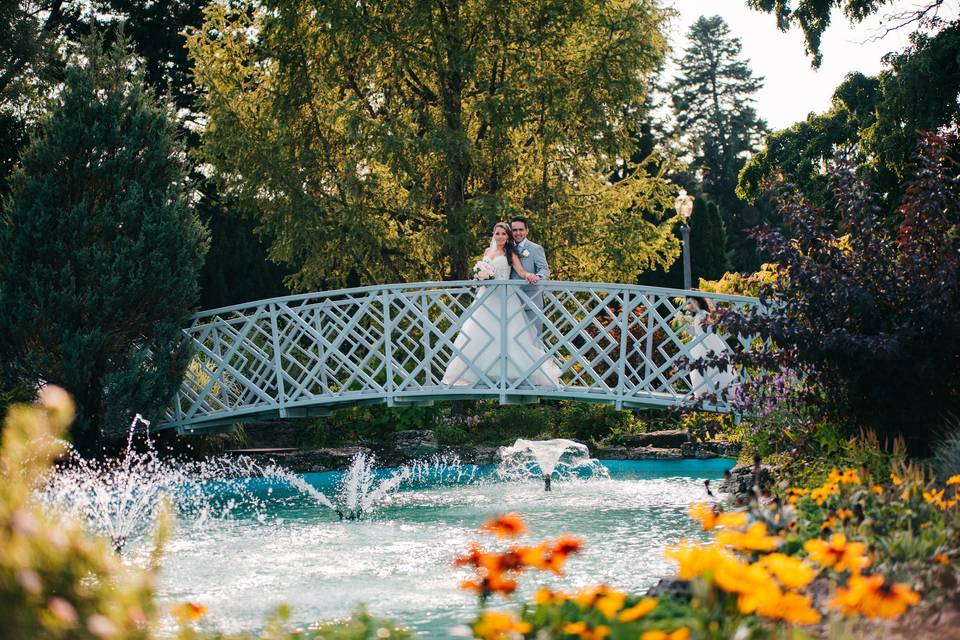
[158,281,761,434]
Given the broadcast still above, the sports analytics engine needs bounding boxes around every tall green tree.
[0,35,209,451]
[187,0,681,287]
[669,16,768,271]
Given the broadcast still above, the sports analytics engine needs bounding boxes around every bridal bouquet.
[473,260,495,281]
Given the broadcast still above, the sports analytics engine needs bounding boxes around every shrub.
[720,128,960,451]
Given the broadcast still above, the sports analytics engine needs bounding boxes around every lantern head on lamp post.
[675,189,695,290]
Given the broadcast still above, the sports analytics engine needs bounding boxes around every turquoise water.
[151,459,733,637]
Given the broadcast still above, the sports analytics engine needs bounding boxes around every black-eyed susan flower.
[830,574,920,619]
[804,533,870,574]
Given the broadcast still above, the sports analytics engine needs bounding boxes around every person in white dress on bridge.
[441,222,561,388]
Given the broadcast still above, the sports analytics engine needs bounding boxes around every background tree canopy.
[187,0,681,288]
[737,21,960,213]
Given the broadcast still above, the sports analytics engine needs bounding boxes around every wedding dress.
[687,311,736,400]
[441,255,561,388]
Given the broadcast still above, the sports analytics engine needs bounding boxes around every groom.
[510,216,550,335]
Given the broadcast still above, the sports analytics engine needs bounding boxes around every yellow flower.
[836,508,854,521]
[947,475,960,485]
[838,468,861,485]
[664,542,733,580]
[923,488,947,509]
[715,522,782,552]
[688,502,718,530]
[170,602,207,623]
[564,622,610,639]
[821,516,838,532]
[811,483,840,505]
[618,598,658,622]
[871,485,884,495]
[641,629,689,640]
[758,553,816,589]
[688,503,747,530]
[830,574,920,619]
[891,473,903,486]
[804,534,870,574]
[595,591,627,619]
[474,611,531,640]
[533,587,566,605]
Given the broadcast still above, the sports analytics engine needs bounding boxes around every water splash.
[497,438,608,484]
[37,416,335,551]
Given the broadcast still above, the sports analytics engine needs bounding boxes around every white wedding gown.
[441,255,561,388]
[687,312,736,400]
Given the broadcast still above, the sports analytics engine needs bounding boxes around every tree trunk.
[438,0,471,280]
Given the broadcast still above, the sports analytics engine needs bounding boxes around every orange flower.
[934,553,950,566]
[891,472,903,486]
[760,591,821,624]
[481,513,527,538]
[170,602,207,623]
[947,475,960,485]
[836,508,854,521]
[871,485,884,494]
[715,521,782,552]
[804,534,870,574]
[618,598,658,622]
[830,574,920,619]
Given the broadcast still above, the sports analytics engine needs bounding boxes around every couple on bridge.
[441,217,562,388]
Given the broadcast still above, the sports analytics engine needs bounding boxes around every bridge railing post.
[269,302,287,418]
[383,290,395,406]
[499,282,508,403]
[615,289,632,409]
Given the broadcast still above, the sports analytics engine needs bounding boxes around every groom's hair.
[510,216,530,229]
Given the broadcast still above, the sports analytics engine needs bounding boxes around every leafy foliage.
[0,35,208,451]
[721,128,960,450]
[187,0,680,287]
[738,23,960,210]
[668,15,768,271]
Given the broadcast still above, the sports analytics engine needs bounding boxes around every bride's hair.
[489,222,518,263]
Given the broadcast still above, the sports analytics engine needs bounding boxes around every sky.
[666,0,943,130]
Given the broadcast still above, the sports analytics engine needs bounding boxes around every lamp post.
[675,189,695,290]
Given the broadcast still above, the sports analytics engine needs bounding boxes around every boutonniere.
[522,249,530,257]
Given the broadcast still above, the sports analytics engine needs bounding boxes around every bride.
[441,222,561,388]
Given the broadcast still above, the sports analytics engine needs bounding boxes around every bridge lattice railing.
[161,281,761,432]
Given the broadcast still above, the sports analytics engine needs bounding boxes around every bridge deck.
[161,280,760,434]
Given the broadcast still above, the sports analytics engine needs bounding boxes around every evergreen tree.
[0,35,208,451]
[669,15,768,271]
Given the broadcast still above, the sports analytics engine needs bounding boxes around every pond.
[144,457,733,637]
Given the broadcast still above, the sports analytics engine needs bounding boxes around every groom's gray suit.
[510,239,549,335]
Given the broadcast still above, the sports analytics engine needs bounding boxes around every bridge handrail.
[191,280,760,321]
